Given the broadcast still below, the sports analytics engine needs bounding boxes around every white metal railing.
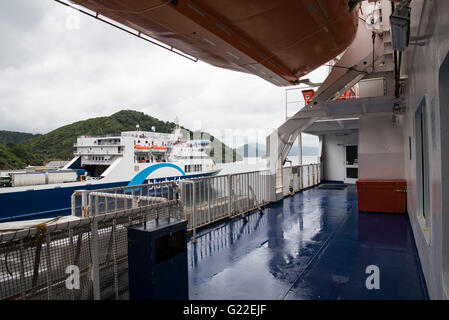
[0,195,181,300]
[179,170,271,241]
[71,181,178,218]
[0,163,320,300]
[181,163,320,242]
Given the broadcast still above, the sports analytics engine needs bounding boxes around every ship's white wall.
[403,0,449,299]
[321,131,358,182]
[358,114,404,180]
[100,136,136,183]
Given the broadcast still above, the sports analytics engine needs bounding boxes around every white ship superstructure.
[0,128,220,222]
[66,128,218,183]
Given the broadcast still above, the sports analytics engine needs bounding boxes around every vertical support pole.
[317,164,319,184]
[112,219,119,300]
[228,174,232,217]
[71,192,77,216]
[95,195,99,216]
[246,173,250,211]
[192,181,197,243]
[207,179,211,224]
[285,89,288,121]
[167,184,171,220]
[312,164,315,186]
[90,218,101,300]
[19,239,26,300]
[69,228,75,300]
[180,181,186,221]
[81,190,88,218]
[132,196,138,209]
[45,233,52,300]
[307,165,310,187]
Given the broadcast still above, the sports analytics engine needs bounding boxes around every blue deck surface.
[187,185,428,300]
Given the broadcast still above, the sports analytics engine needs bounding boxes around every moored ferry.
[0,127,220,222]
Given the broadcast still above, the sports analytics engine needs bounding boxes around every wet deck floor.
[187,185,428,300]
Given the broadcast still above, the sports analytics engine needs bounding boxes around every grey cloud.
[0,0,320,150]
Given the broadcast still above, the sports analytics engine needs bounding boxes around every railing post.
[81,190,88,217]
[207,179,211,224]
[90,217,101,300]
[246,173,250,211]
[112,219,119,300]
[308,165,311,187]
[71,192,77,216]
[179,181,186,221]
[313,164,315,185]
[228,174,232,217]
[132,195,138,209]
[311,165,315,185]
[95,194,99,216]
[45,233,53,299]
[318,163,321,183]
[192,181,197,243]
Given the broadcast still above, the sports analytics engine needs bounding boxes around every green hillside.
[0,110,241,169]
[0,130,40,145]
[0,144,27,169]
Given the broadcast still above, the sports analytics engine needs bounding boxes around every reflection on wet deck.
[188,185,428,300]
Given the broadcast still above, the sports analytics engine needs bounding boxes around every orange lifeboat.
[68,0,359,86]
[135,145,151,150]
[152,145,168,151]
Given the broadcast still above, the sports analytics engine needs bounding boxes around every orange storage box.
[356,179,407,214]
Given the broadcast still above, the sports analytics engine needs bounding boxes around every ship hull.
[0,170,219,222]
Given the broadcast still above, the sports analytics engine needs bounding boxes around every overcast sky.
[0,0,326,148]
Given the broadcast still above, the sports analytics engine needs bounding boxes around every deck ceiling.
[69,0,359,86]
[304,118,359,134]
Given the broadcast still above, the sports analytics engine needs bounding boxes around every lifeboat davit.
[68,0,359,86]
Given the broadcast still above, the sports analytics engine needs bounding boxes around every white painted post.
[45,233,52,299]
[228,174,232,217]
[246,173,250,211]
[90,218,101,300]
[207,179,211,224]
[192,181,197,243]
[308,165,311,187]
[81,190,88,217]
[71,192,76,216]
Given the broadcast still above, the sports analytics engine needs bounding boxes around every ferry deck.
[188,185,428,300]
[1,0,448,301]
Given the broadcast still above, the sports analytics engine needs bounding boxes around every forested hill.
[0,130,40,145]
[0,110,241,169]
